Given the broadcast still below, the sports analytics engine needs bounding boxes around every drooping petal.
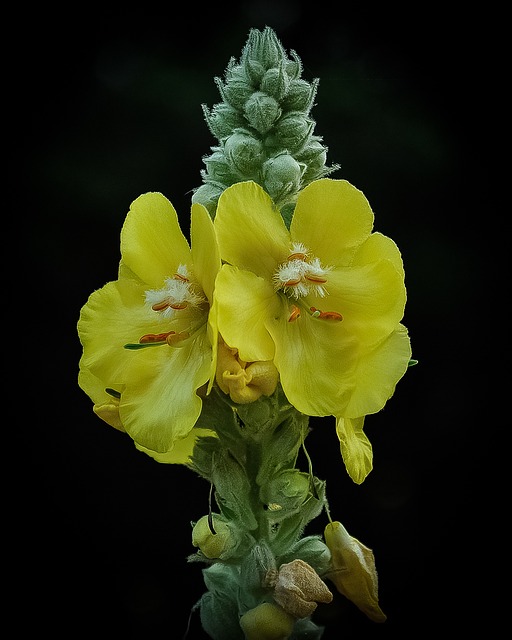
[291,179,374,267]
[119,327,212,453]
[215,264,277,362]
[326,259,406,347]
[335,417,373,484]
[215,181,290,279]
[121,192,192,288]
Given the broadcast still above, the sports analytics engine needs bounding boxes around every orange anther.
[169,302,188,310]
[151,301,170,311]
[166,331,189,345]
[305,274,327,283]
[173,272,189,282]
[139,331,175,343]
[288,305,301,322]
[287,252,307,261]
[284,278,302,287]
[310,307,343,321]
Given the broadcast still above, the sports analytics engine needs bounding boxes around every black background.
[20,3,488,637]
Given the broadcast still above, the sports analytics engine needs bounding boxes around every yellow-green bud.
[192,514,235,559]
[239,602,295,640]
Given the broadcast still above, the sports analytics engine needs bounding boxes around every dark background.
[21,3,487,637]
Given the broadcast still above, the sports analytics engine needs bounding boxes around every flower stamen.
[310,307,343,321]
[288,305,301,322]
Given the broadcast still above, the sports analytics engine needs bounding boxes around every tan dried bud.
[324,521,387,623]
[273,559,333,619]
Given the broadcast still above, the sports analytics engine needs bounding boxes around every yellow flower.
[324,520,387,623]
[77,192,220,461]
[213,178,411,435]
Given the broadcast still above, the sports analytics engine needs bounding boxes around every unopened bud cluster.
[192,26,339,221]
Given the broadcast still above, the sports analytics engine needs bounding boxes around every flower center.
[273,243,331,299]
[124,265,207,350]
[144,265,206,319]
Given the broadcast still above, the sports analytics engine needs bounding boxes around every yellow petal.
[135,427,215,464]
[291,179,374,267]
[267,307,354,416]
[119,328,212,453]
[324,521,387,623]
[335,417,372,484]
[215,181,290,279]
[326,258,406,347]
[215,264,277,362]
[121,192,191,287]
[190,202,221,302]
[344,324,412,417]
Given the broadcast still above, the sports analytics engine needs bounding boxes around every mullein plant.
[78,26,414,639]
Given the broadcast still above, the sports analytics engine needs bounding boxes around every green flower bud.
[296,138,329,181]
[244,58,266,85]
[203,103,246,139]
[192,514,236,559]
[191,182,224,217]
[224,131,263,175]
[244,26,284,70]
[282,78,318,112]
[219,77,254,110]
[262,153,304,206]
[275,112,314,153]
[244,92,282,134]
[239,602,295,640]
[203,149,234,183]
[260,66,289,101]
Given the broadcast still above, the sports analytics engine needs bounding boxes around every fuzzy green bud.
[244,92,282,134]
[203,103,246,140]
[239,602,295,640]
[217,76,253,110]
[244,26,285,70]
[192,514,236,559]
[203,149,234,183]
[191,182,224,217]
[262,153,304,206]
[282,78,318,112]
[260,66,289,101]
[275,112,314,153]
[224,131,263,175]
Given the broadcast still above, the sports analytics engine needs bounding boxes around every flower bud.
[260,66,289,101]
[192,514,236,559]
[262,153,304,205]
[203,149,234,183]
[274,112,314,153]
[282,78,317,112]
[244,92,282,134]
[191,182,224,217]
[221,78,254,110]
[224,131,263,175]
[273,559,333,619]
[203,103,246,139]
[239,602,295,640]
[324,521,387,623]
